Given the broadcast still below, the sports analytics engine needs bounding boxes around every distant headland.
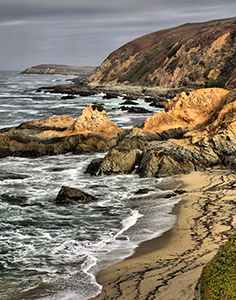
[21,64,96,76]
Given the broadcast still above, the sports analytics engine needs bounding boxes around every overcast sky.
[0,0,236,71]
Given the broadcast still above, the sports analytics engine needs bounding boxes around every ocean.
[0,71,182,300]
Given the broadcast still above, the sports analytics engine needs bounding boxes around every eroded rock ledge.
[1,88,236,178]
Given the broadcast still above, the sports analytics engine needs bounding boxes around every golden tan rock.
[0,103,122,157]
[66,103,122,137]
[139,88,229,133]
[91,88,236,178]
[18,115,75,131]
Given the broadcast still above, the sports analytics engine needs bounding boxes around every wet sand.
[89,167,236,300]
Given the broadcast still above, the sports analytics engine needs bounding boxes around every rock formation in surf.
[2,88,236,178]
[0,103,122,157]
[55,186,97,204]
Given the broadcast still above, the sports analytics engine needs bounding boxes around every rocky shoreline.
[13,16,236,298]
[1,87,236,180]
[1,73,236,298]
[38,80,192,101]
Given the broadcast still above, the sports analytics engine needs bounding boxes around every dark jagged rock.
[117,129,162,149]
[0,171,29,180]
[134,188,152,195]
[136,141,197,178]
[102,93,118,99]
[116,127,185,150]
[61,95,76,100]
[144,96,168,108]
[78,91,96,97]
[149,100,168,108]
[119,100,139,105]
[84,158,103,175]
[127,107,152,114]
[144,96,167,103]
[1,194,28,205]
[85,147,142,176]
[120,106,129,111]
[122,95,139,101]
[175,189,188,195]
[55,186,97,204]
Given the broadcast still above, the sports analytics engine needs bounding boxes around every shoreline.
[127,200,181,260]
[89,167,236,300]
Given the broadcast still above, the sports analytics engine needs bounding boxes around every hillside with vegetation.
[87,17,236,89]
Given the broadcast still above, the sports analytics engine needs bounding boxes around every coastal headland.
[21,64,96,77]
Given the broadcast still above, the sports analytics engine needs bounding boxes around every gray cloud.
[0,0,236,70]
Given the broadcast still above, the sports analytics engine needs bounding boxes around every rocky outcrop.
[86,88,236,177]
[38,80,187,102]
[0,104,122,158]
[66,103,120,137]
[55,186,97,204]
[86,17,236,89]
[21,64,95,76]
[139,88,229,133]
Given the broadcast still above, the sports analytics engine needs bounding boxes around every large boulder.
[17,115,75,131]
[55,186,97,204]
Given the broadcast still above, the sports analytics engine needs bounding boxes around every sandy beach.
[89,167,236,300]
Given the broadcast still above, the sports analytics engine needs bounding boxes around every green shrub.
[199,233,236,299]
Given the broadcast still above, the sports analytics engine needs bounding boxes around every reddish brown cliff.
[87,17,236,89]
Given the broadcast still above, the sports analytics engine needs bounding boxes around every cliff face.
[87,17,236,89]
